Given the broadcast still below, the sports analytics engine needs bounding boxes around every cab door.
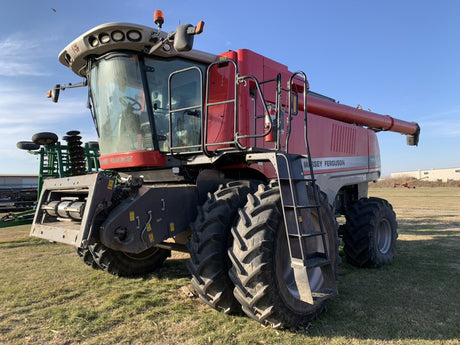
[169,67,203,152]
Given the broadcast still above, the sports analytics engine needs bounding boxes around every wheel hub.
[376,219,392,254]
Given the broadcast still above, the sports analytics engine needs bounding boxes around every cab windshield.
[89,53,203,155]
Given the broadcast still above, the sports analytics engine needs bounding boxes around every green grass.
[1,187,459,344]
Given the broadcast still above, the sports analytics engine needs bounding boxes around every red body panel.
[205,49,382,179]
[206,52,237,148]
[99,151,166,170]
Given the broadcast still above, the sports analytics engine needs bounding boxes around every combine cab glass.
[90,54,204,159]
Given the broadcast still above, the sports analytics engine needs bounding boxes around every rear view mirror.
[174,21,205,52]
[46,84,61,103]
[45,81,86,103]
[174,24,195,52]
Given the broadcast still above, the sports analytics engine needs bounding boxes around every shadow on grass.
[123,258,191,282]
[0,237,48,250]
[123,237,459,342]
[3,217,457,342]
[306,226,460,341]
[155,258,191,280]
[116,221,459,342]
[398,217,460,230]
[400,228,460,238]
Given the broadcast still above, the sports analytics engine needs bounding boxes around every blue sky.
[0,0,459,177]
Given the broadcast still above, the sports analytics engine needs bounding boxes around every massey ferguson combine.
[30,11,420,328]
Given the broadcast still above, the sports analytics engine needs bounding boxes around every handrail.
[203,58,276,152]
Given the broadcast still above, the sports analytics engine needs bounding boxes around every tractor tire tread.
[228,183,339,329]
[186,181,255,314]
[343,197,397,267]
[89,242,171,277]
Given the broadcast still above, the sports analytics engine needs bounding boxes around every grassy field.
[1,187,459,344]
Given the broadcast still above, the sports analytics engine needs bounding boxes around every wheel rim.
[279,228,324,299]
[283,267,324,299]
[376,219,392,254]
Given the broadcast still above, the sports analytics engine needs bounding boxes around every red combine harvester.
[30,11,419,328]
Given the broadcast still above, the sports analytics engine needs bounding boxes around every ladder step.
[288,231,325,238]
[312,289,337,303]
[290,254,330,269]
[305,255,330,268]
[283,204,319,209]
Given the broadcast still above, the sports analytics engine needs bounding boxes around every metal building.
[0,175,38,189]
[391,168,460,182]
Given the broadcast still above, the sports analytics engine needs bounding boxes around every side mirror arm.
[46,81,87,103]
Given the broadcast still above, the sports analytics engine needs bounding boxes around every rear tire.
[343,197,397,267]
[89,243,171,277]
[186,181,255,314]
[228,182,339,328]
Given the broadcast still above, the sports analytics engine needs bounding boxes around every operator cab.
[89,53,204,157]
[53,18,213,170]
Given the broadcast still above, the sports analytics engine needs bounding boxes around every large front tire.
[343,197,398,267]
[89,243,171,277]
[76,247,99,270]
[186,181,254,314]
[228,182,338,329]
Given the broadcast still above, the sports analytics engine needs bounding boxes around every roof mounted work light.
[154,10,164,29]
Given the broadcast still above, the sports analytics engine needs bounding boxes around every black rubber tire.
[228,182,339,329]
[89,242,171,277]
[76,247,99,270]
[32,132,58,145]
[343,197,398,268]
[186,181,255,314]
[16,141,40,151]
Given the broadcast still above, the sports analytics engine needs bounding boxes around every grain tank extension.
[29,11,419,329]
